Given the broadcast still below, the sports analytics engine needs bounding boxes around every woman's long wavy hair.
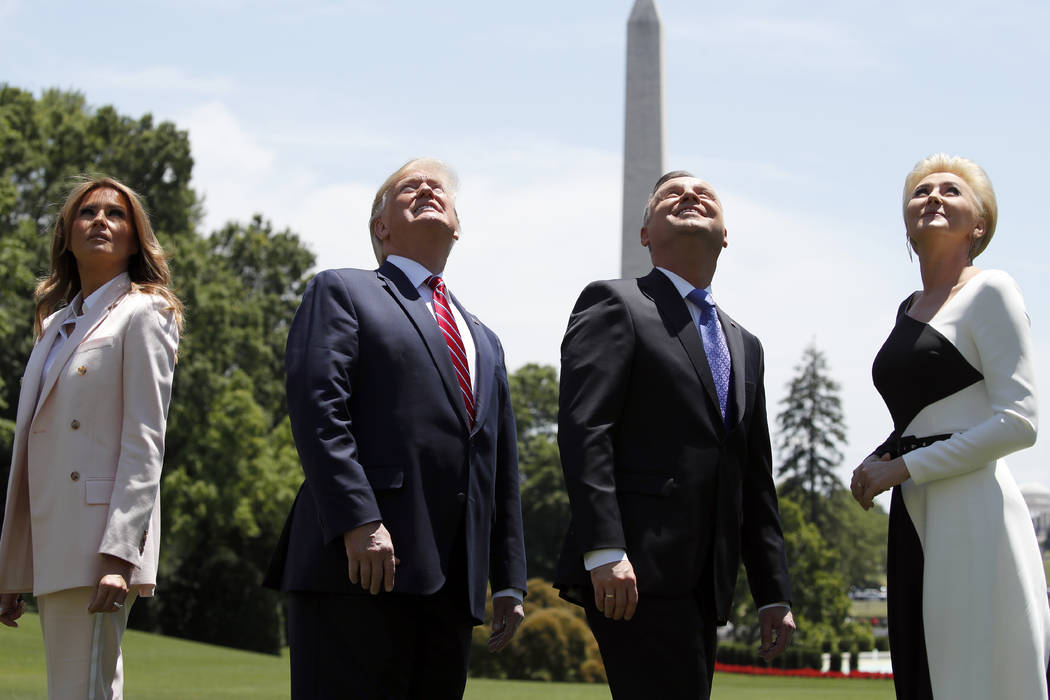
[33,176,184,338]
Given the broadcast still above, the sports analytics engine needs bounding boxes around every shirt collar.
[63,272,129,323]
[386,254,443,290]
[655,266,712,301]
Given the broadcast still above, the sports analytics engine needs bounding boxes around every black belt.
[891,433,953,458]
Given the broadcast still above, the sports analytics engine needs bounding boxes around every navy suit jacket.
[554,269,790,623]
[265,260,526,623]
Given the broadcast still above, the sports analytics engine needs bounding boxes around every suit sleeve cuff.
[758,602,790,613]
[584,548,628,571]
[492,588,524,601]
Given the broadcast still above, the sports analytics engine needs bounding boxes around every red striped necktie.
[426,275,475,425]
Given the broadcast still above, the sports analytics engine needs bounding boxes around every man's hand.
[851,453,909,510]
[488,596,525,652]
[0,593,24,628]
[87,554,133,613]
[344,521,398,594]
[590,559,638,621]
[757,606,795,661]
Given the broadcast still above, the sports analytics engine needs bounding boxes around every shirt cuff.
[584,548,628,571]
[757,602,790,613]
[492,588,524,601]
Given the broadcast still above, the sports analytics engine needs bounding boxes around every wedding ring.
[604,593,616,599]
[113,602,124,609]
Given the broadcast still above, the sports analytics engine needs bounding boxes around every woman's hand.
[0,593,24,627]
[87,554,133,613]
[851,453,910,510]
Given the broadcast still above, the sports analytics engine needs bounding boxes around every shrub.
[875,635,890,652]
[469,580,606,683]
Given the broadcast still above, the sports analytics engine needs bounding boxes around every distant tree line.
[0,87,887,667]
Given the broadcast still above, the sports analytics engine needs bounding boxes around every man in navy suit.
[265,158,527,700]
[555,171,795,699]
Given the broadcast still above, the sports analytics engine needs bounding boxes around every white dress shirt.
[40,273,128,384]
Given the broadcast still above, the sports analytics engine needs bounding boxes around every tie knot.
[425,275,444,292]
[687,288,715,310]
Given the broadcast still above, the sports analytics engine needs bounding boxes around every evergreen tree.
[775,342,847,527]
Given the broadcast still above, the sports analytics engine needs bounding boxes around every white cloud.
[283,183,377,270]
[0,0,18,20]
[181,101,278,229]
[95,66,233,95]
[669,16,878,70]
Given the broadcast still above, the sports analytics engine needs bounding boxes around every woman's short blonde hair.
[368,158,459,264]
[903,154,997,258]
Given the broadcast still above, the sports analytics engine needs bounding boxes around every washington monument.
[621,0,666,278]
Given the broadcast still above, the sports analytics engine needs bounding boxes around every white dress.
[872,269,1050,699]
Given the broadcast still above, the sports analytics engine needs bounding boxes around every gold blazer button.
[70,419,81,430]
[70,471,80,481]
[77,365,87,375]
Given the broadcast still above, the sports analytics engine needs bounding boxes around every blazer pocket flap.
[78,336,116,352]
[85,478,115,504]
[366,468,404,491]
[616,472,675,496]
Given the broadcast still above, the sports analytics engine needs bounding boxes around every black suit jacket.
[554,269,790,623]
[264,261,527,623]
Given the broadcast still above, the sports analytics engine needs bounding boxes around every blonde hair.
[903,154,997,258]
[34,175,184,338]
[368,158,460,264]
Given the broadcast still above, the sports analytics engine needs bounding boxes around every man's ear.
[722,227,728,249]
[374,218,389,242]
[640,226,650,248]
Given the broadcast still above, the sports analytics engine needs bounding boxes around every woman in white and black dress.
[850,154,1050,699]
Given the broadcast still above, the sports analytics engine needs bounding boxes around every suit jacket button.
[456,492,466,503]
[70,471,80,481]
[70,419,81,430]
[77,365,87,375]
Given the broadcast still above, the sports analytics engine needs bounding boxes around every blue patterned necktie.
[686,288,730,421]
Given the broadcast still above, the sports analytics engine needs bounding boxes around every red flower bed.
[715,662,892,680]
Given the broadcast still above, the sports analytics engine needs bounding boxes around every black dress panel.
[871,302,983,700]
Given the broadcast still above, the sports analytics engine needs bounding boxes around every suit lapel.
[33,275,131,422]
[451,292,491,435]
[718,307,747,428]
[377,261,470,429]
[638,270,721,421]
[17,314,62,433]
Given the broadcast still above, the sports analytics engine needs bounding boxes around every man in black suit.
[555,171,795,698]
[265,158,527,700]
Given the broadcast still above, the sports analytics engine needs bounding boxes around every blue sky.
[3,0,1048,495]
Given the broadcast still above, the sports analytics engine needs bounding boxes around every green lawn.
[0,613,892,699]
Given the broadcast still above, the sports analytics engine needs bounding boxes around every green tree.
[508,364,568,581]
[823,488,888,589]
[775,342,847,528]
[154,218,313,652]
[732,496,851,648]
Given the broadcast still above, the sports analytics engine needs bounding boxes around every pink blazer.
[0,274,178,597]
